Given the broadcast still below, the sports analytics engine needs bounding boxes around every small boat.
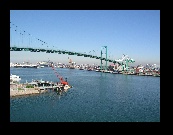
[56,84,72,95]
[79,67,84,70]
[152,73,160,77]
[10,74,21,82]
[87,68,92,71]
[112,71,119,74]
[110,69,119,74]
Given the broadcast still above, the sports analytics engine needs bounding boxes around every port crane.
[115,54,135,71]
[50,63,69,85]
[68,57,75,69]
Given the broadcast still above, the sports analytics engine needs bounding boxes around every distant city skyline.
[10,51,160,67]
[10,10,160,67]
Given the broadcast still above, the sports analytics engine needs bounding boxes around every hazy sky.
[10,10,160,66]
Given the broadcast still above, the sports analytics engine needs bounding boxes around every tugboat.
[10,74,21,82]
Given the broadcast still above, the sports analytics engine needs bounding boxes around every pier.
[10,80,72,97]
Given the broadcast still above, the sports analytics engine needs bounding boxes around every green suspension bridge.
[10,22,135,70]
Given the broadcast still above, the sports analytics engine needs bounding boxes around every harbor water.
[10,67,160,122]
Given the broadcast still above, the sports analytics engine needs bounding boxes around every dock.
[10,80,72,97]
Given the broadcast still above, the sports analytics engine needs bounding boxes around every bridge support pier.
[100,46,108,70]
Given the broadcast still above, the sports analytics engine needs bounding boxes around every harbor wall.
[10,88,40,97]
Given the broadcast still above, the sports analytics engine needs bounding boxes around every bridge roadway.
[10,46,118,64]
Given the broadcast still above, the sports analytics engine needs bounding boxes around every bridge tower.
[100,46,108,70]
